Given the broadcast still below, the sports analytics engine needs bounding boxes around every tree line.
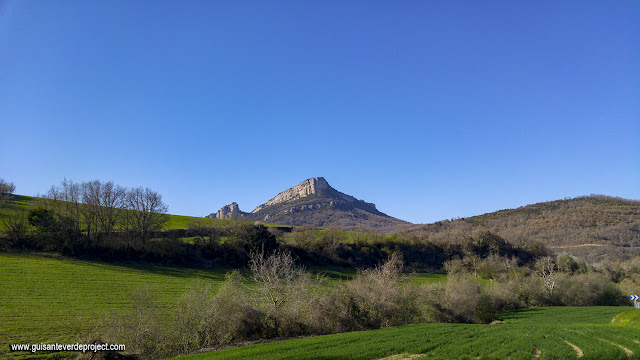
[3,179,168,255]
[1,179,547,271]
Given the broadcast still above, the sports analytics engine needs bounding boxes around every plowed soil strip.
[563,340,583,358]
[533,348,541,358]
[597,338,633,358]
[379,354,422,360]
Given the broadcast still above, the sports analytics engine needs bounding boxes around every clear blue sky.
[1,0,638,224]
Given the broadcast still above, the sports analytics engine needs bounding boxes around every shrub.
[321,253,421,331]
[206,271,266,344]
[424,276,482,323]
[555,273,627,306]
[1,210,31,248]
[500,275,550,307]
[173,282,215,354]
[271,271,326,337]
[101,287,170,359]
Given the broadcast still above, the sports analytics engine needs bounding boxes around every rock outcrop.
[252,177,331,213]
[206,202,247,220]
[206,177,410,234]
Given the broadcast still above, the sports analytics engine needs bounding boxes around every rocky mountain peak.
[207,201,245,220]
[251,177,332,213]
[205,177,410,234]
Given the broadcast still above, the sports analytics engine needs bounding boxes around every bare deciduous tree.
[537,256,560,297]
[124,187,169,249]
[248,250,323,337]
[249,250,300,313]
[0,178,16,207]
[99,181,126,238]
[81,180,127,241]
[43,178,83,237]
[81,180,102,242]
[36,179,168,250]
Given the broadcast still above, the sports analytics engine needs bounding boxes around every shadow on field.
[501,308,546,322]
[76,259,231,281]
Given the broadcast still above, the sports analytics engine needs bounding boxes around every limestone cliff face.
[252,177,331,213]
[205,177,410,234]
[207,202,246,220]
[250,177,384,220]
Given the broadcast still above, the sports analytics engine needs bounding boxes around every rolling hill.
[399,195,640,263]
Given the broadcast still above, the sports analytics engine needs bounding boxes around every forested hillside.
[400,195,640,263]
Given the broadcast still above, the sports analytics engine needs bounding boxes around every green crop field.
[168,307,640,360]
[0,253,441,360]
[3,252,639,360]
[0,253,231,360]
[162,214,246,230]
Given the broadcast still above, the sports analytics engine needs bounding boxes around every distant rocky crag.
[206,177,409,234]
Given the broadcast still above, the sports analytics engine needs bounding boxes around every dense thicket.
[0,211,545,271]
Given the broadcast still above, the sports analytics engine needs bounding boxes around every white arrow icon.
[630,295,639,301]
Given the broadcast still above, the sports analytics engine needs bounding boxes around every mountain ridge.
[206,177,408,233]
[206,179,640,261]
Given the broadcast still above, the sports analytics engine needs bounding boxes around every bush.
[172,272,266,353]
[349,253,421,327]
[321,253,421,331]
[270,271,325,337]
[206,271,266,344]
[555,273,627,306]
[424,276,481,323]
[101,287,171,359]
[1,210,31,248]
[173,282,215,354]
[247,250,326,337]
[502,275,551,307]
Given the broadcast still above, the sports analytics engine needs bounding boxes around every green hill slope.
[0,194,248,231]
[612,308,640,327]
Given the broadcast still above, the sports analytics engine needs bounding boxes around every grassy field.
[0,253,231,359]
[162,214,248,230]
[2,252,637,360]
[169,306,640,360]
[1,253,436,360]
[0,195,34,229]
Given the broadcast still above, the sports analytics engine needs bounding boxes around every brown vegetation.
[399,195,640,263]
